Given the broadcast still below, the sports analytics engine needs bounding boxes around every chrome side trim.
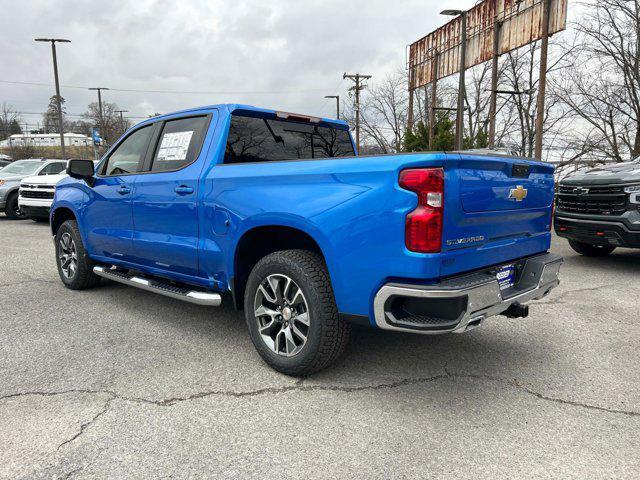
[93,266,222,306]
[373,253,562,335]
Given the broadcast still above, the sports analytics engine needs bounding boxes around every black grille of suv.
[557,185,627,216]
[21,190,54,199]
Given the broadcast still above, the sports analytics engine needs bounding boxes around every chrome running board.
[93,266,222,306]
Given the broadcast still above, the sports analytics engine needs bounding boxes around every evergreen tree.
[403,113,455,152]
[42,95,66,133]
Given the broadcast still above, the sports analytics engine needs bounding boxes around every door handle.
[117,186,131,195]
[175,185,194,195]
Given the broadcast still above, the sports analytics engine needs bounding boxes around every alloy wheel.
[254,274,310,357]
[58,232,78,279]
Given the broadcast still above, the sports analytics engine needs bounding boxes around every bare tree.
[348,71,409,153]
[555,0,640,162]
[81,101,132,146]
[0,102,22,141]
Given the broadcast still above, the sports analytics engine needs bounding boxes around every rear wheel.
[244,250,350,376]
[568,240,616,257]
[55,220,101,290]
[4,192,26,220]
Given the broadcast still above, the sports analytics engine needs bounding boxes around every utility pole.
[89,87,109,146]
[35,38,70,158]
[114,109,128,133]
[534,0,552,160]
[343,73,372,153]
[324,96,340,119]
[488,17,503,150]
[441,9,467,150]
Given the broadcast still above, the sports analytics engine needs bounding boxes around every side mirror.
[67,159,95,183]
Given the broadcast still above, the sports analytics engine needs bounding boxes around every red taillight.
[399,168,444,253]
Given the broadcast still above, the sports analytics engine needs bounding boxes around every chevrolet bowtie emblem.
[509,185,528,202]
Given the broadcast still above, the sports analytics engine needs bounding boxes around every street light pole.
[35,38,70,159]
[441,9,467,150]
[324,95,340,119]
[89,87,109,146]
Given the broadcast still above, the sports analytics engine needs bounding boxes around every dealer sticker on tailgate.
[496,264,516,290]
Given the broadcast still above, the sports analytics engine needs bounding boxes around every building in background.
[0,133,92,148]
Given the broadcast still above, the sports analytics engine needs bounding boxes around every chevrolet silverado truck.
[555,158,640,256]
[50,104,562,375]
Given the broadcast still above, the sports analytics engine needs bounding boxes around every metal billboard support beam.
[428,52,440,150]
[534,0,552,160]
[488,18,502,150]
[407,89,414,133]
[440,9,468,151]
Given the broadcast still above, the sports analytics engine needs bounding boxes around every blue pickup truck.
[50,104,562,375]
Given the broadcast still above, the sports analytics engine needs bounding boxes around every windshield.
[0,160,42,176]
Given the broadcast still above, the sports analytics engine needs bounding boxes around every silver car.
[0,159,67,219]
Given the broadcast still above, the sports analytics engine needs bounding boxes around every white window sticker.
[156,131,194,162]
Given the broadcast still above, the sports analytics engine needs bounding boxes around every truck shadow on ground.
[100,279,553,387]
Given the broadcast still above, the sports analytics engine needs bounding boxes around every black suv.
[555,159,640,256]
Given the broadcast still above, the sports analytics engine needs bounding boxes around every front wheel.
[4,192,27,220]
[55,220,101,290]
[568,240,616,257]
[244,250,350,376]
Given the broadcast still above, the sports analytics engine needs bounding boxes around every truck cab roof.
[143,104,349,130]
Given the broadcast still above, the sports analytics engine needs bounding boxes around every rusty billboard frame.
[408,0,568,90]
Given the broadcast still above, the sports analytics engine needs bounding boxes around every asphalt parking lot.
[1,216,639,479]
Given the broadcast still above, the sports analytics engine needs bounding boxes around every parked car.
[555,157,640,255]
[0,159,67,219]
[19,172,68,222]
[50,104,562,375]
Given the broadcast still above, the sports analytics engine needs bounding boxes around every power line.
[0,79,331,95]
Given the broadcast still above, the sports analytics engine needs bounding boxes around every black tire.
[55,220,101,290]
[244,249,350,376]
[568,240,616,257]
[4,192,27,220]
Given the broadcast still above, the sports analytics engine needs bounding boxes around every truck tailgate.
[440,154,555,277]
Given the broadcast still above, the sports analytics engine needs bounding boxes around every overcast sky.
[1,0,477,128]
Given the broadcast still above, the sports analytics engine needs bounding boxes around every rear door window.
[224,115,354,164]
[150,116,209,172]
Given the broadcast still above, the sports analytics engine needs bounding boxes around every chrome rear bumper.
[373,252,562,335]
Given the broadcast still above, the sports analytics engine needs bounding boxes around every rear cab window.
[224,114,354,164]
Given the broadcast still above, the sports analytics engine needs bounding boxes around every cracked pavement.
[1,217,639,479]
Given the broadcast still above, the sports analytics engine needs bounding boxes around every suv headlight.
[624,185,640,193]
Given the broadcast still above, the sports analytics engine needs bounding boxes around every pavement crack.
[445,372,640,418]
[3,373,638,420]
[57,395,115,451]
